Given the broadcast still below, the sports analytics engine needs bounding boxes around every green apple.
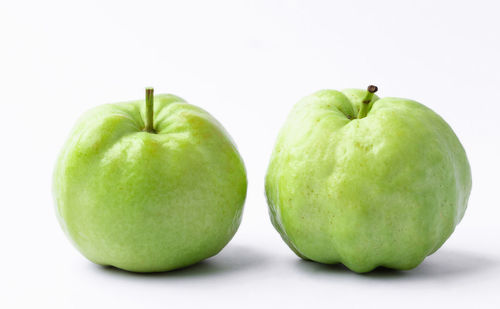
[265,86,471,273]
[53,88,247,272]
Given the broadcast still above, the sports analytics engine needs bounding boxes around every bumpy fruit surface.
[265,88,471,272]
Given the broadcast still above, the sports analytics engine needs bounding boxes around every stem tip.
[367,85,378,93]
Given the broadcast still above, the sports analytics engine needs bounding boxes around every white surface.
[1,0,499,308]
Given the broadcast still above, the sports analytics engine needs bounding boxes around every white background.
[1,0,499,308]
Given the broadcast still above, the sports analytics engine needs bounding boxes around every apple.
[265,86,471,272]
[53,88,247,272]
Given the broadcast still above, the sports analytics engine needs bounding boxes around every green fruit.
[54,88,247,272]
[265,86,471,273]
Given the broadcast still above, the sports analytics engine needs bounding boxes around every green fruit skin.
[54,94,247,272]
[265,89,471,273]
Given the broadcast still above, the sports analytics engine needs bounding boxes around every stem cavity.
[144,87,156,133]
[357,85,378,119]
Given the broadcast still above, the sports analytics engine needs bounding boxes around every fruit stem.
[357,85,378,119]
[144,87,155,133]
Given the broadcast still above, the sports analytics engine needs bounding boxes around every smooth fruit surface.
[265,89,471,272]
[54,94,247,272]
